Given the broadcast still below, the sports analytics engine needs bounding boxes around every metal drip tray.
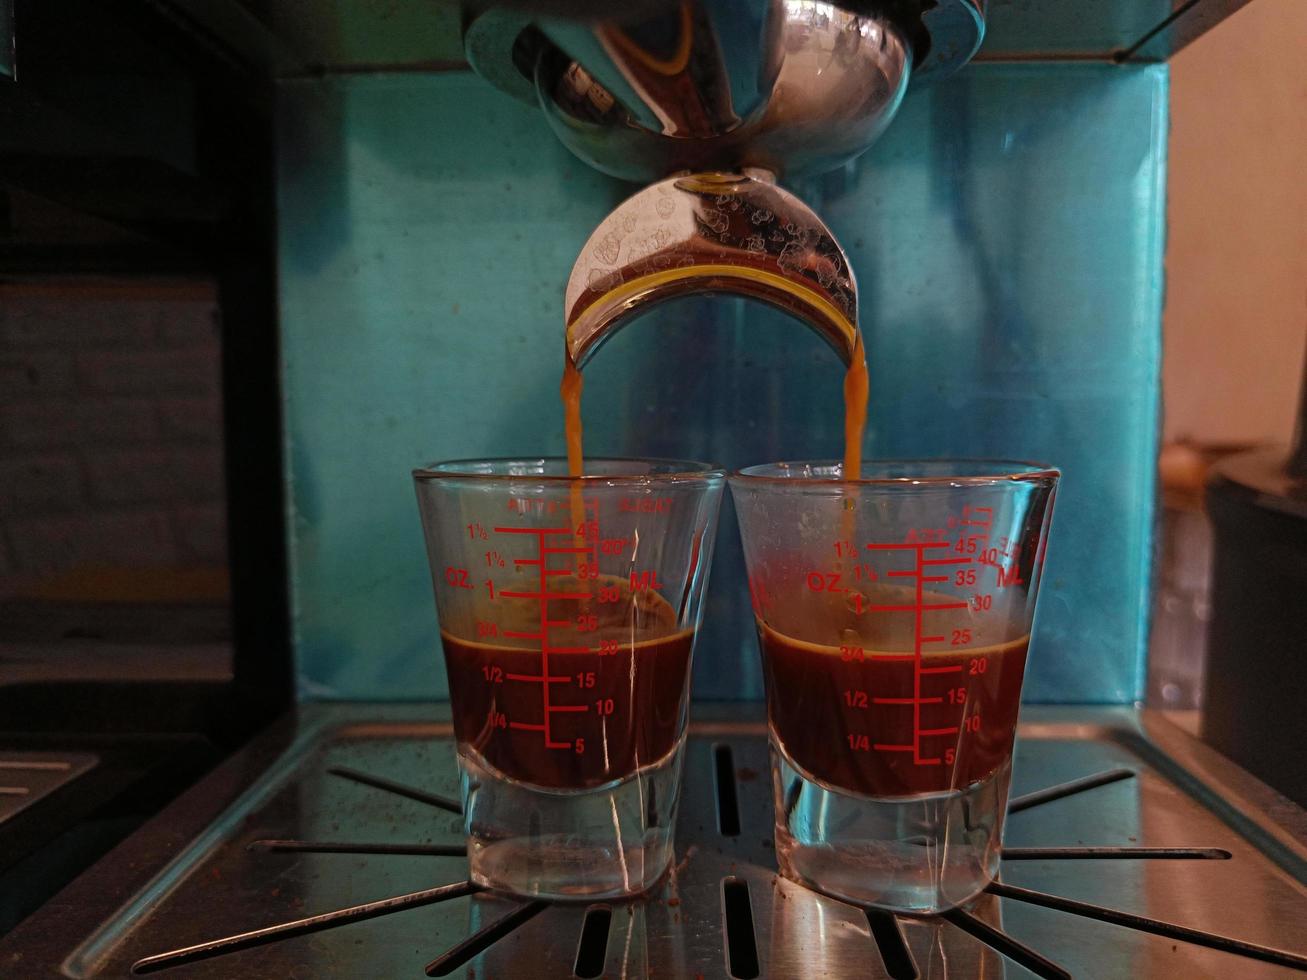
[0,752,98,826]
[5,705,1307,978]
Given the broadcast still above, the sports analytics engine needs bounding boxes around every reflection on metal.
[565,172,858,369]
[916,0,985,77]
[462,8,538,105]
[37,706,1307,978]
[533,1,915,181]
[462,0,988,165]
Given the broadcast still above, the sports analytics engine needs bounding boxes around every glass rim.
[730,458,1061,487]
[413,456,726,484]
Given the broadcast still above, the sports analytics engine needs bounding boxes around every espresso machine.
[4,0,1307,976]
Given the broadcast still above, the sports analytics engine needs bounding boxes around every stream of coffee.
[842,334,868,481]
[560,335,869,481]
[562,357,585,478]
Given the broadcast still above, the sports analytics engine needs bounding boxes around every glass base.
[460,740,685,901]
[771,743,1009,913]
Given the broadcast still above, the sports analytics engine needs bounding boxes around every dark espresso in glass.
[759,588,1028,797]
[442,574,692,790]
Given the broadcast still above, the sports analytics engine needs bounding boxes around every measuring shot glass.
[414,458,725,900]
[731,460,1059,912]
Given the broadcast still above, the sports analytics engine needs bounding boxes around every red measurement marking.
[499,591,589,600]
[921,664,964,675]
[996,565,1025,588]
[549,704,589,713]
[504,673,571,683]
[917,758,944,766]
[495,527,583,752]
[868,601,969,612]
[544,546,592,554]
[921,635,947,643]
[535,534,556,750]
[869,654,916,662]
[913,542,925,764]
[873,696,944,705]
[922,557,974,566]
[886,570,951,583]
[919,726,960,737]
[864,542,952,551]
[619,497,671,513]
[873,743,915,752]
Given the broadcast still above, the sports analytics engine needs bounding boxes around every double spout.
[535,1,914,184]
[565,170,861,368]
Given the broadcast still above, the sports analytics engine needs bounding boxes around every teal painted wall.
[278,63,1165,703]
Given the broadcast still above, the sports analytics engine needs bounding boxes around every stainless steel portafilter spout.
[534,1,913,184]
[566,170,859,368]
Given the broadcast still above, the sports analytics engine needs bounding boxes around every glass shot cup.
[730,460,1059,912]
[414,458,725,900]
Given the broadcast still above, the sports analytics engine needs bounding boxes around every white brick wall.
[155,303,219,348]
[0,352,75,401]
[157,397,221,441]
[0,398,159,447]
[0,454,83,513]
[0,287,228,586]
[8,511,180,571]
[83,447,223,504]
[174,504,228,565]
[76,349,220,395]
[1,300,157,349]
